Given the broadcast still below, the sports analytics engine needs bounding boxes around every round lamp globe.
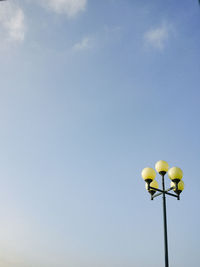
[141,167,156,182]
[168,167,183,181]
[155,160,169,174]
[145,179,159,191]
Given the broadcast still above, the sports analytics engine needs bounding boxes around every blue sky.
[0,0,200,266]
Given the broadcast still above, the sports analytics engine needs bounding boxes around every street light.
[141,160,184,267]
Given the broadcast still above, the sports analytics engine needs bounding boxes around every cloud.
[0,1,26,43]
[40,0,87,17]
[72,37,92,51]
[144,23,172,50]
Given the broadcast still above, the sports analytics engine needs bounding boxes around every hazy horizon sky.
[0,0,200,266]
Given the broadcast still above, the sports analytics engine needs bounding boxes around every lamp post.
[141,160,184,267]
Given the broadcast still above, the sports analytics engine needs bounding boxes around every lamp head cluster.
[141,160,184,198]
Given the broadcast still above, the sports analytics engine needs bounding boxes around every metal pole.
[161,173,169,267]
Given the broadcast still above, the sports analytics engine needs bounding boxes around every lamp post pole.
[161,172,169,267]
[141,161,184,267]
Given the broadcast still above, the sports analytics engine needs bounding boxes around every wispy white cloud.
[0,1,26,44]
[72,36,93,51]
[40,0,87,17]
[72,25,122,53]
[144,22,172,50]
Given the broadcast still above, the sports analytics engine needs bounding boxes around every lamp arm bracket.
[165,186,175,192]
[149,187,180,200]
[165,191,179,199]
[152,192,163,199]
[149,186,164,193]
